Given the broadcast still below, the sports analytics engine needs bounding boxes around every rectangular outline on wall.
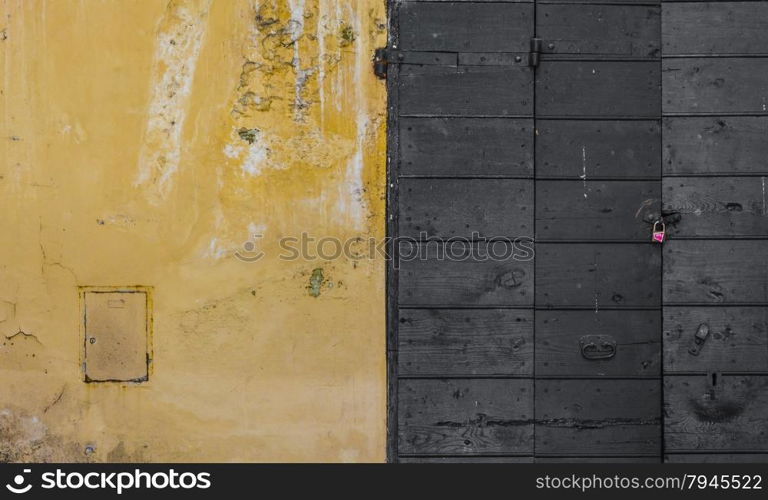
[78,285,154,384]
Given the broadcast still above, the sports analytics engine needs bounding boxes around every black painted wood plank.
[398,378,533,455]
[536,243,661,308]
[537,310,661,377]
[398,309,533,377]
[664,117,768,175]
[544,0,660,3]
[665,454,768,463]
[538,457,661,463]
[663,240,768,304]
[663,2,768,56]
[402,0,533,2]
[663,177,768,237]
[538,4,660,58]
[538,62,660,117]
[400,118,533,177]
[537,120,661,180]
[663,58,768,114]
[399,65,533,116]
[664,307,768,373]
[536,379,661,456]
[536,180,660,240]
[398,456,534,463]
[399,179,533,239]
[665,375,768,452]
[398,2,533,53]
[398,242,534,307]
[661,0,764,2]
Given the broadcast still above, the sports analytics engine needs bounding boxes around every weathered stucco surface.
[0,0,387,462]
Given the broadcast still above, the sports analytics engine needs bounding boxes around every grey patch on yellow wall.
[308,268,324,298]
[80,286,153,384]
[237,127,260,144]
[0,407,85,462]
[339,24,356,47]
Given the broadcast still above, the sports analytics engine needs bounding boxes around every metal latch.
[529,37,542,68]
[373,48,388,79]
[688,323,710,356]
[579,335,617,360]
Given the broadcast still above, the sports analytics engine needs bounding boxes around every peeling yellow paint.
[0,0,386,462]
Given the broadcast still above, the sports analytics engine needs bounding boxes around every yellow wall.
[0,0,387,462]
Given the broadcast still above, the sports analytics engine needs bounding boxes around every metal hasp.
[529,37,542,67]
[373,47,388,79]
[579,335,617,360]
[688,323,710,356]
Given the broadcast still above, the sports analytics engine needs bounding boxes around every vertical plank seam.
[532,0,538,463]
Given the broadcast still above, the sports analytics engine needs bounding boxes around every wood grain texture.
[537,310,661,377]
[401,0,533,2]
[536,243,661,308]
[537,120,661,180]
[398,378,533,455]
[663,2,768,56]
[398,456,534,463]
[399,64,532,116]
[536,379,661,456]
[536,180,660,240]
[538,4,660,57]
[398,179,533,238]
[663,177,768,237]
[398,309,533,376]
[398,2,533,53]
[663,307,768,373]
[664,117,768,175]
[665,454,768,464]
[665,375,768,452]
[663,240,768,304]
[543,0,659,3]
[398,242,534,307]
[537,62,660,118]
[663,58,768,114]
[400,118,533,177]
[538,457,661,463]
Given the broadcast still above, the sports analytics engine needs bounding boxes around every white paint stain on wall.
[222,128,273,177]
[241,142,269,176]
[335,7,368,231]
[317,0,328,123]
[288,0,311,122]
[135,0,212,203]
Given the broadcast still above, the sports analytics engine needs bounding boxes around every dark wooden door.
[533,1,662,462]
[389,0,536,462]
[662,1,768,463]
[387,0,768,463]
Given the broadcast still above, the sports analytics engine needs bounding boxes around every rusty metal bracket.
[579,335,617,360]
[688,323,710,356]
[373,47,389,79]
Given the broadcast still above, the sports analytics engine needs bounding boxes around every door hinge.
[529,37,542,68]
[373,47,388,79]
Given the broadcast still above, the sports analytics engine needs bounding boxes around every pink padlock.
[652,221,666,243]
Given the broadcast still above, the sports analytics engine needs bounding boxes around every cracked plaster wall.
[0,0,387,462]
